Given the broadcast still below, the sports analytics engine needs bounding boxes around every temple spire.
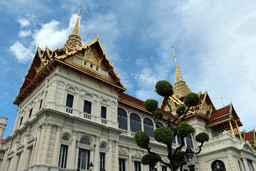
[172,46,183,82]
[62,6,82,51]
[72,5,81,35]
[171,46,191,100]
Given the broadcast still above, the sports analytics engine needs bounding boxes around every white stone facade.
[1,37,256,171]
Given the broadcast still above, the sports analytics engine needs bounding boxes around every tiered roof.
[13,7,126,106]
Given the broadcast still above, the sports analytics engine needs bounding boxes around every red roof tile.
[1,141,7,144]
[119,93,144,106]
[245,133,253,140]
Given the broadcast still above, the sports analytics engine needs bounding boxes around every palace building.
[1,7,256,171]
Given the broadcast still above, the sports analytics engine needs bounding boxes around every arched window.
[130,113,141,133]
[211,160,226,171]
[80,136,90,145]
[100,142,107,149]
[186,134,193,149]
[118,108,127,130]
[62,135,69,141]
[144,118,154,137]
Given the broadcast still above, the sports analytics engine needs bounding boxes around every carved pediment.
[84,47,100,64]
[134,152,142,158]
[119,149,128,156]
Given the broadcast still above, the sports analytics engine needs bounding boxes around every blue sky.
[1,0,256,138]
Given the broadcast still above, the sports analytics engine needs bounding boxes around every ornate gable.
[61,37,125,89]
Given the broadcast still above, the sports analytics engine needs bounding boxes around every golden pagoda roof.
[171,46,191,100]
[13,7,126,105]
[62,6,82,51]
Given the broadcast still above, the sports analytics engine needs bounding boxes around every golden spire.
[172,46,183,82]
[63,6,82,52]
[171,46,191,100]
[72,5,81,35]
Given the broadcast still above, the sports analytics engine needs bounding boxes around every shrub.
[184,93,199,107]
[134,131,150,149]
[155,80,173,97]
[154,126,174,145]
[144,99,158,112]
[154,111,163,120]
[177,122,195,137]
[176,105,186,116]
[142,153,161,166]
[195,132,209,143]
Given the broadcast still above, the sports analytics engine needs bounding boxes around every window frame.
[101,106,107,119]
[118,108,127,130]
[143,118,154,137]
[83,100,92,114]
[58,144,68,168]
[130,113,141,133]
[20,116,23,125]
[134,161,141,171]
[28,108,33,118]
[66,94,74,108]
[39,99,43,109]
[119,159,126,171]
[100,152,106,171]
[77,148,90,170]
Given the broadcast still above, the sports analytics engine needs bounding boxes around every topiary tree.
[134,80,209,171]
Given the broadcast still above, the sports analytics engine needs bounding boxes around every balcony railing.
[84,113,91,120]
[66,107,73,114]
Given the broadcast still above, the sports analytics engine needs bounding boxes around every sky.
[0,0,256,138]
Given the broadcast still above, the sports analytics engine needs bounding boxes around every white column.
[94,137,100,171]
[61,84,67,105]
[127,113,130,132]
[106,140,112,171]
[31,126,42,165]
[242,158,250,171]
[8,152,17,171]
[252,162,256,171]
[52,126,62,166]
[115,141,119,171]
[1,148,9,171]
[19,145,28,170]
[3,158,10,171]
[67,131,77,169]
[128,148,132,171]
[25,147,33,169]
[37,124,46,164]
[42,124,52,164]
[157,161,161,171]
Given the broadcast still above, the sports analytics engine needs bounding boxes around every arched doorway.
[211,160,226,171]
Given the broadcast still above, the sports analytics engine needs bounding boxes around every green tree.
[134,80,209,171]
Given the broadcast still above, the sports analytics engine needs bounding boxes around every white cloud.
[17,18,30,28]
[18,29,32,38]
[10,41,33,63]
[33,20,70,50]
[178,0,256,131]
[136,58,149,66]
[135,90,159,101]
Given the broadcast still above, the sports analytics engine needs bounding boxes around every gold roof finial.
[72,5,81,35]
[172,46,183,82]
